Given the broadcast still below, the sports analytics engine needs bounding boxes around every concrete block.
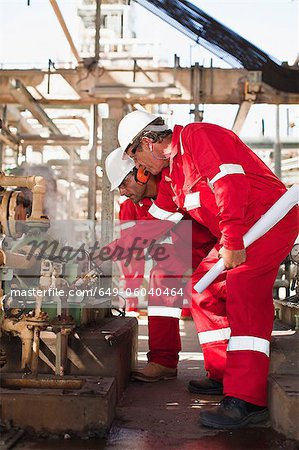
[273,299,299,328]
[268,374,299,441]
[0,374,116,435]
[270,330,298,375]
[269,326,298,441]
[1,317,138,401]
[68,317,138,399]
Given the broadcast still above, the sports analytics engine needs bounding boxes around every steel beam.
[46,159,89,166]
[274,105,282,179]
[232,101,253,135]
[0,119,20,145]
[94,0,101,65]
[243,138,299,150]
[191,63,203,122]
[87,105,98,221]
[1,68,299,105]
[18,135,90,146]
[49,0,81,64]
[100,118,117,301]
[10,80,80,159]
[0,133,18,148]
[232,72,261,135]
[6,106,35,134]
[101,118,117,244]
[10,79,64,133]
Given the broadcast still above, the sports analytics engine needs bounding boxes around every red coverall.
[119,199,147,311]
[148,123,298,406]
[147,214,215,368]
[118,193,215,368]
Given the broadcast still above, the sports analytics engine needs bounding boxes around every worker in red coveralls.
[120,194,193,318]
[119,199,143,313]
[105,148,215,382]
[113,110,298,429]
[120,190,193,316]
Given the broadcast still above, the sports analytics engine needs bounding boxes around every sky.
[0,0,298,137]
[0,1,297,66]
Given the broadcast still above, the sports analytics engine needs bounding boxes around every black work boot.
[188,378,223,395]
[199,396,269,429]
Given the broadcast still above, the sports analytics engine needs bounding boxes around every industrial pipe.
[0,173,47,221]
[30,326,41,375]
[1,317,34,370]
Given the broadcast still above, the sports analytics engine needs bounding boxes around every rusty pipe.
[0,377,84,389]
[55,328,71,377]
[30,326,41,375]
[30,176,46,221]
[1,317,33,369]
[29,293,44,375]
[0,173,39,189]
[0,173,46,221]
[22,335,33,370]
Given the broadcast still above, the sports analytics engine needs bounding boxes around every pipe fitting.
[30,176,47,221]
[0,173,48,222]
[1,317,34,369]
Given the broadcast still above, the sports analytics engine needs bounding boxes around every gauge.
[290,243,299,264]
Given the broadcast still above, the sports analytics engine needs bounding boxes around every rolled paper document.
[194,184,299,294]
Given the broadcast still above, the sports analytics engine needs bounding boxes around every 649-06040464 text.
[9,287,185,299]
[96,287,185,298]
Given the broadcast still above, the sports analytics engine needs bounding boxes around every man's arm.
[97,174,184,265]
[183,125,250,267]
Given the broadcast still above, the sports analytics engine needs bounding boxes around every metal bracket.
[244,71,262,102]
[47,59,56,94]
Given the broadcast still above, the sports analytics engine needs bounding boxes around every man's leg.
[224,208,298,405]
[190,248,228,384]
[131,267,183,382]
[200,207,298,428]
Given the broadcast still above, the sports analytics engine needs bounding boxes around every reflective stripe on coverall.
[150,123,298,405]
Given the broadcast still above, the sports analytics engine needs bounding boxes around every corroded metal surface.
[0,375,116,434]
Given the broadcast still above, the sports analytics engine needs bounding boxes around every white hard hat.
[118,110,168,152]
[105,147,135,191]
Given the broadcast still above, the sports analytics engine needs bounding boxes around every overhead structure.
[6,106,35,134]
[10,79,80,159]
[134,0,299,93]
[49,0,81,64]
[1,67,298,106]
[0,0,298,185]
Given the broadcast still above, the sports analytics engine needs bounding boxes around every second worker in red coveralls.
[105,147,215,382]
[114,110,298,429]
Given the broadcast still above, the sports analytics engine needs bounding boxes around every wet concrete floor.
[15,317,298,450]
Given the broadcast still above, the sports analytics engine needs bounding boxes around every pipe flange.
[25,311,49,328]
[0,191,27,238]
[50,315,76,332]
[0,191,11,236]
